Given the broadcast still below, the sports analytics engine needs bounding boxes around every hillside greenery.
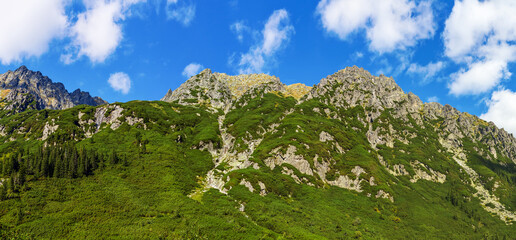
[0,97,515,239]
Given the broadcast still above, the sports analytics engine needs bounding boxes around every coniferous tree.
[0,159,4,176]
[109,150,118,165]
[69,147,78,178]
[18,161,26,187]
[9,175,15,193]
[41,150,50,177]
[78,149,85,177]
[49,148,57,177]
[8,155,18,175]
[24,148,31,173]
[54,154,63,178]
[0,184,6,200]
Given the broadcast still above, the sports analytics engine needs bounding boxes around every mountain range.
[0,66,106,114]
[0,66,514,239]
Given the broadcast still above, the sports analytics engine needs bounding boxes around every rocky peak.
[70,88,108,106]
[303,66,516,165]
[162,66,516,165]
[211,71,282,98]
[161,68,233,109]
[2,66,56,90]
[161,68,311,110]
[285,83,312,100]
[162,89,173,100]
[306,66,409,109]
[0,66,107,112]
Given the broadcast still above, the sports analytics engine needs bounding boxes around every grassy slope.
[0,99,515,239]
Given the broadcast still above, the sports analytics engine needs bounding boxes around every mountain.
[161,68,312,109]
[0,66,107,114]
[165,66,516,221]
[0,66,515,239]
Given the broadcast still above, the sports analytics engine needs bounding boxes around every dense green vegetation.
[0,94,515,239]
[462,139,516,211]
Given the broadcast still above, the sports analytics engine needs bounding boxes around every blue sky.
[1,0,516,133]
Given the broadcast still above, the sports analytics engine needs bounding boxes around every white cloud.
[230,21,249,42]
[449,59,510,96]
[444,0,516,96]
[166,1,195,26]
[407,61,445,83]
[69,1,123,64]
[427,96,439,102]
[0,0,68,64]
[65,0,145,64]
[182,63,203,78]
[480,88,516,134]
[316,0,435,53]
[236,9,294,74]
[108,72,131,94]
[0,0,194,65]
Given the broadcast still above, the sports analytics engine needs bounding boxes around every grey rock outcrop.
[161,68,311,111]
[163,66,515,222]
[0,66,107,112]
[305,66,516,164]
[70,88,108,106]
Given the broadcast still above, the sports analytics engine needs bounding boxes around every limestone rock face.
[70,89,108,106]
[305,66,408,109]
[302,66,516,165]
[161,68,311,111]
[161,69,233,109]
[162,66,516,223]
[0,89,43,113]
[0,66,107,113]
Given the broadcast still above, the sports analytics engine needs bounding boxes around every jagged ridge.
[0,66,107,113]
[0,66,515,238]
[161,68,312,110]
[163,66,516,224]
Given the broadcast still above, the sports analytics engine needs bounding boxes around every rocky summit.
[0,66,107,113]
[161,68,312,110]
[165,66,516,224]
[0,66,515,239]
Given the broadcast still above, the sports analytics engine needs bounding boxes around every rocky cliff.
[163,66,516,224]
[1,66,515,238]
[161,68,312,111]
[0,66,107,113]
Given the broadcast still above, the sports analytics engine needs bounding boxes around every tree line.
[0,143,124,199]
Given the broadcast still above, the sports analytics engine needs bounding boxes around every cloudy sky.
[0,0,516,134]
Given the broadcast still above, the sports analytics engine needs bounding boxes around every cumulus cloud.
[68,1,124,64]
[182,63,203,78]
[166,0,196,26]
[108,72,131,94]
[449,59,511,95]
[316,0,435,53]
[0,0,68,64]
[480,89,516,134]
[236,9,294,74]
[0,0,194,65]
[407,61,445,83]
[64,0,145,64]
[444,0,516,96]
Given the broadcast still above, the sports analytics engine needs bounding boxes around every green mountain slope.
[0,67,515,239]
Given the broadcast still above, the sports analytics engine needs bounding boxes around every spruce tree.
[54,154,63,178]
[9,175,15,193]
[19,162,26,187]
[0,184,6,200]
